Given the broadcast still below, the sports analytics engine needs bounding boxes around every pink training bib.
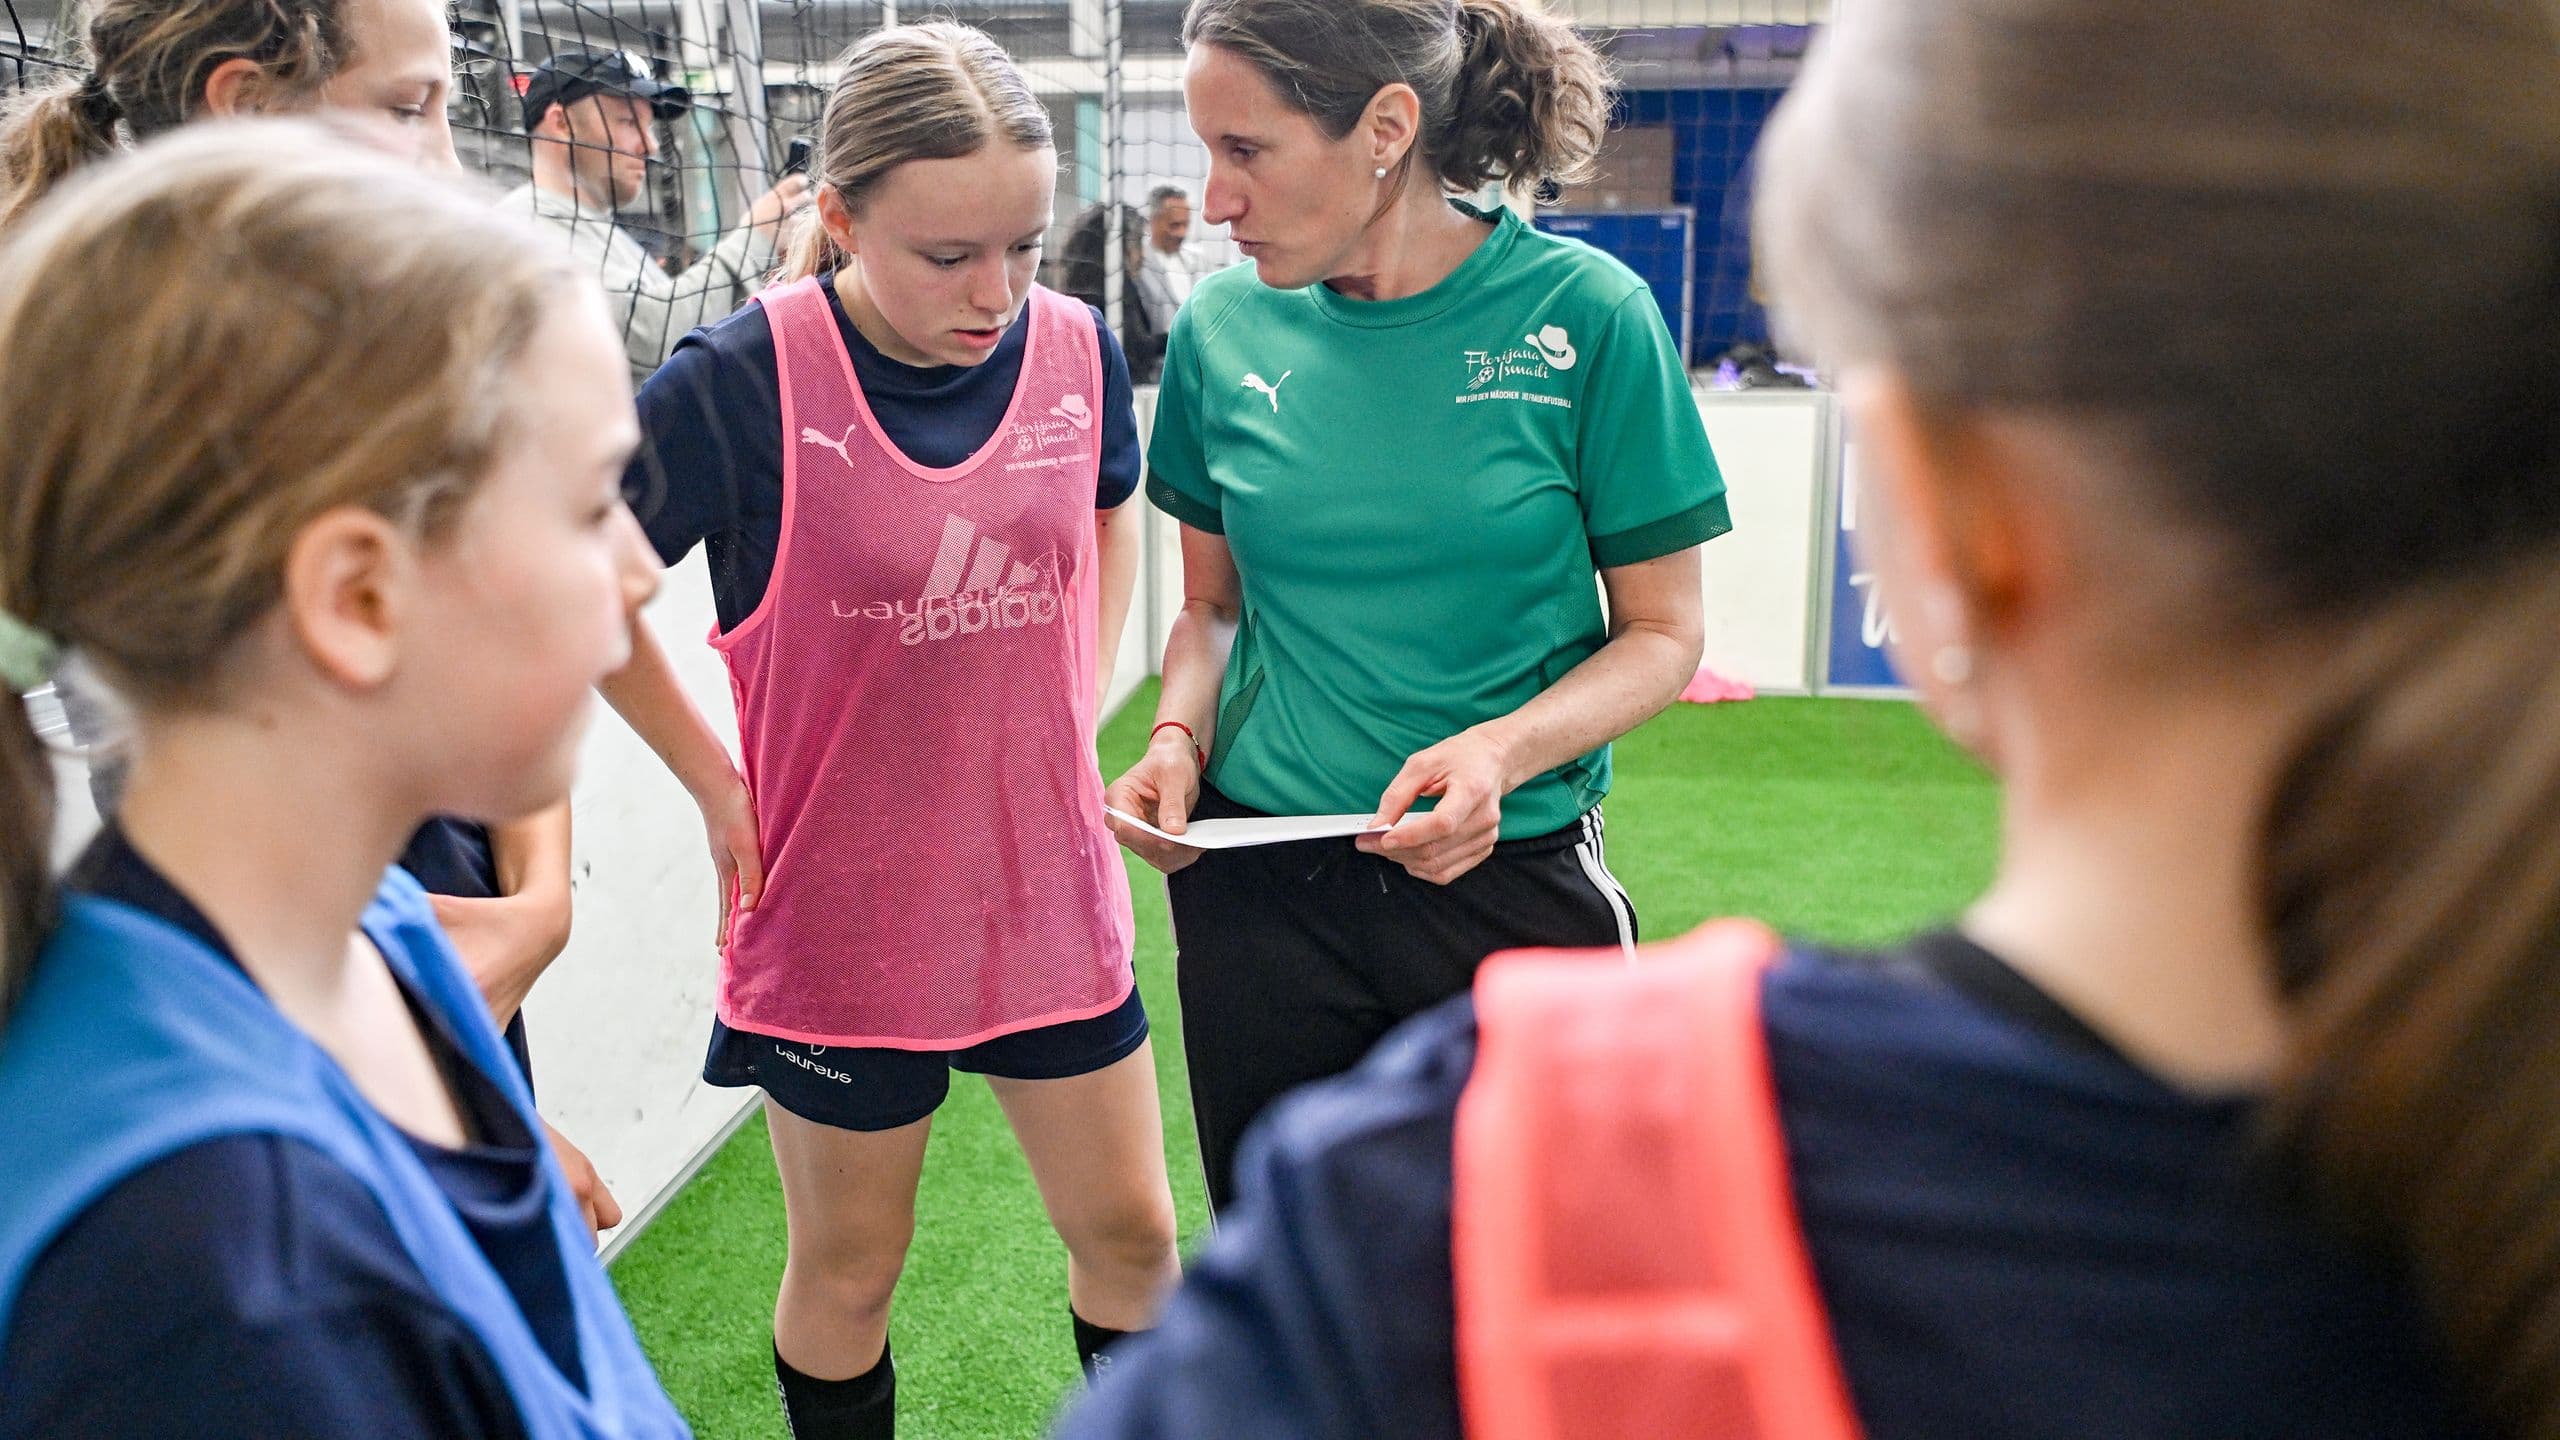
[1457,921,1862,1440]
[708,277,1135,1049]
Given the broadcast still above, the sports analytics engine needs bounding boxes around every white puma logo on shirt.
[799,424,858,467]
[1241,371,1291,412]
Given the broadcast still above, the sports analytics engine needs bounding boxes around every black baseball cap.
[520,49,691,132]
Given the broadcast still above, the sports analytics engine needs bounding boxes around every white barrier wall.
[1693,390,1829,693]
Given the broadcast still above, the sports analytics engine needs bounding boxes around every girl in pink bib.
[600,23,1178,1438]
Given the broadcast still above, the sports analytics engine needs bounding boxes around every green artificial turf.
[610,687,2000,1438]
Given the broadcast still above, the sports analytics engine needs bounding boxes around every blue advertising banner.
[1821,431,1911,693]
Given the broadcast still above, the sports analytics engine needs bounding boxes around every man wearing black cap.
[503,49,808,381]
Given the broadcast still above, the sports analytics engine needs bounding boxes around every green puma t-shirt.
[1147,203,1729,839]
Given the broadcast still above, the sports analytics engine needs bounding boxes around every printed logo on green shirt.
[1240,370,1291,412]
[1459,324,1577,410]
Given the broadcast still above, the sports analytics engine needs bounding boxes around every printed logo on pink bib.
[710,278,1135,1049]
[826,513,1070,647]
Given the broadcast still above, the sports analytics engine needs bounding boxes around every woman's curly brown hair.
[1183,0,1613,197]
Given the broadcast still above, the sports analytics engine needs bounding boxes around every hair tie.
[75,72,120,124]
[0,610,60,697]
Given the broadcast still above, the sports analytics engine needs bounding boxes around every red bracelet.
[1152,720,1207,772]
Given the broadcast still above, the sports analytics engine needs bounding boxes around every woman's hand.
[1356,549,1703,887]
[1105,732,1207,875]
[1358,728,1513,886]
[691,770,763,948]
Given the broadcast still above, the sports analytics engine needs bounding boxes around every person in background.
[1133,183,1198,336]
[506,48,808,383]
[1062,199,1165,383]
[1059,0,2560,1436]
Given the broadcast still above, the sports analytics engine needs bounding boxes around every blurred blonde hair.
[0,120,578,1010]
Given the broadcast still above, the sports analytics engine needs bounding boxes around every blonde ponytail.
[0,78,121,230]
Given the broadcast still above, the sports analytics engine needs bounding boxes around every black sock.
[773,1339,894,1440]
[1073,1308,1137,1382]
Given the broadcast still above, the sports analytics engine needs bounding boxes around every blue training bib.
[0,869,688,1439]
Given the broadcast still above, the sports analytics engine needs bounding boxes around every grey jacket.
[503,181,779,382]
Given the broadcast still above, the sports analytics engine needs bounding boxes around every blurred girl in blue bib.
[0,124,683,1440]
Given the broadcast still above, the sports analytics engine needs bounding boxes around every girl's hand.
[1358,729,1511,886]
[1105,734,1207,875]
[433,887,572,1024]
[542,1121,623,1239]
[692,771,764,948]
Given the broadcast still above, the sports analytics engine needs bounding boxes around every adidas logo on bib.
[830,514,1065,646]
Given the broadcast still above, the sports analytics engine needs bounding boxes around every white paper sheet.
[1106,806,1390,850]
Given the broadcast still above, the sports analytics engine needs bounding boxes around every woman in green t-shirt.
[1104,0,1729,1212]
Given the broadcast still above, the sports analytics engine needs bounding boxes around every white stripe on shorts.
[1574,810,1637,962]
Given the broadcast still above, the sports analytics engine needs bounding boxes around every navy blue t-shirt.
[0,830,581,1440]
[1057,933,2478,1440]
[400,817,498,898]
[628,275,1142,631]
[393,816,534,1091]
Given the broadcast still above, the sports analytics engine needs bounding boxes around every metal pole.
[1100,0,1125,342]
[495,0,523,70]
[717,0,772,177]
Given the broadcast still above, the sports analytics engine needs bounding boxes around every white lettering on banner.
[1840,439,1904,653]
[1850,571,1899,648]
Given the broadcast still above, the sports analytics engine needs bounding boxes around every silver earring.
[1930,645,1974,688]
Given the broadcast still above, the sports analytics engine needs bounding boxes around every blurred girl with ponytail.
[1062,1,2560,1437]
[1103,0,1727,1214]
[0,0,609,1225]
[0,123,677,1438]
[0,0,458,223]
